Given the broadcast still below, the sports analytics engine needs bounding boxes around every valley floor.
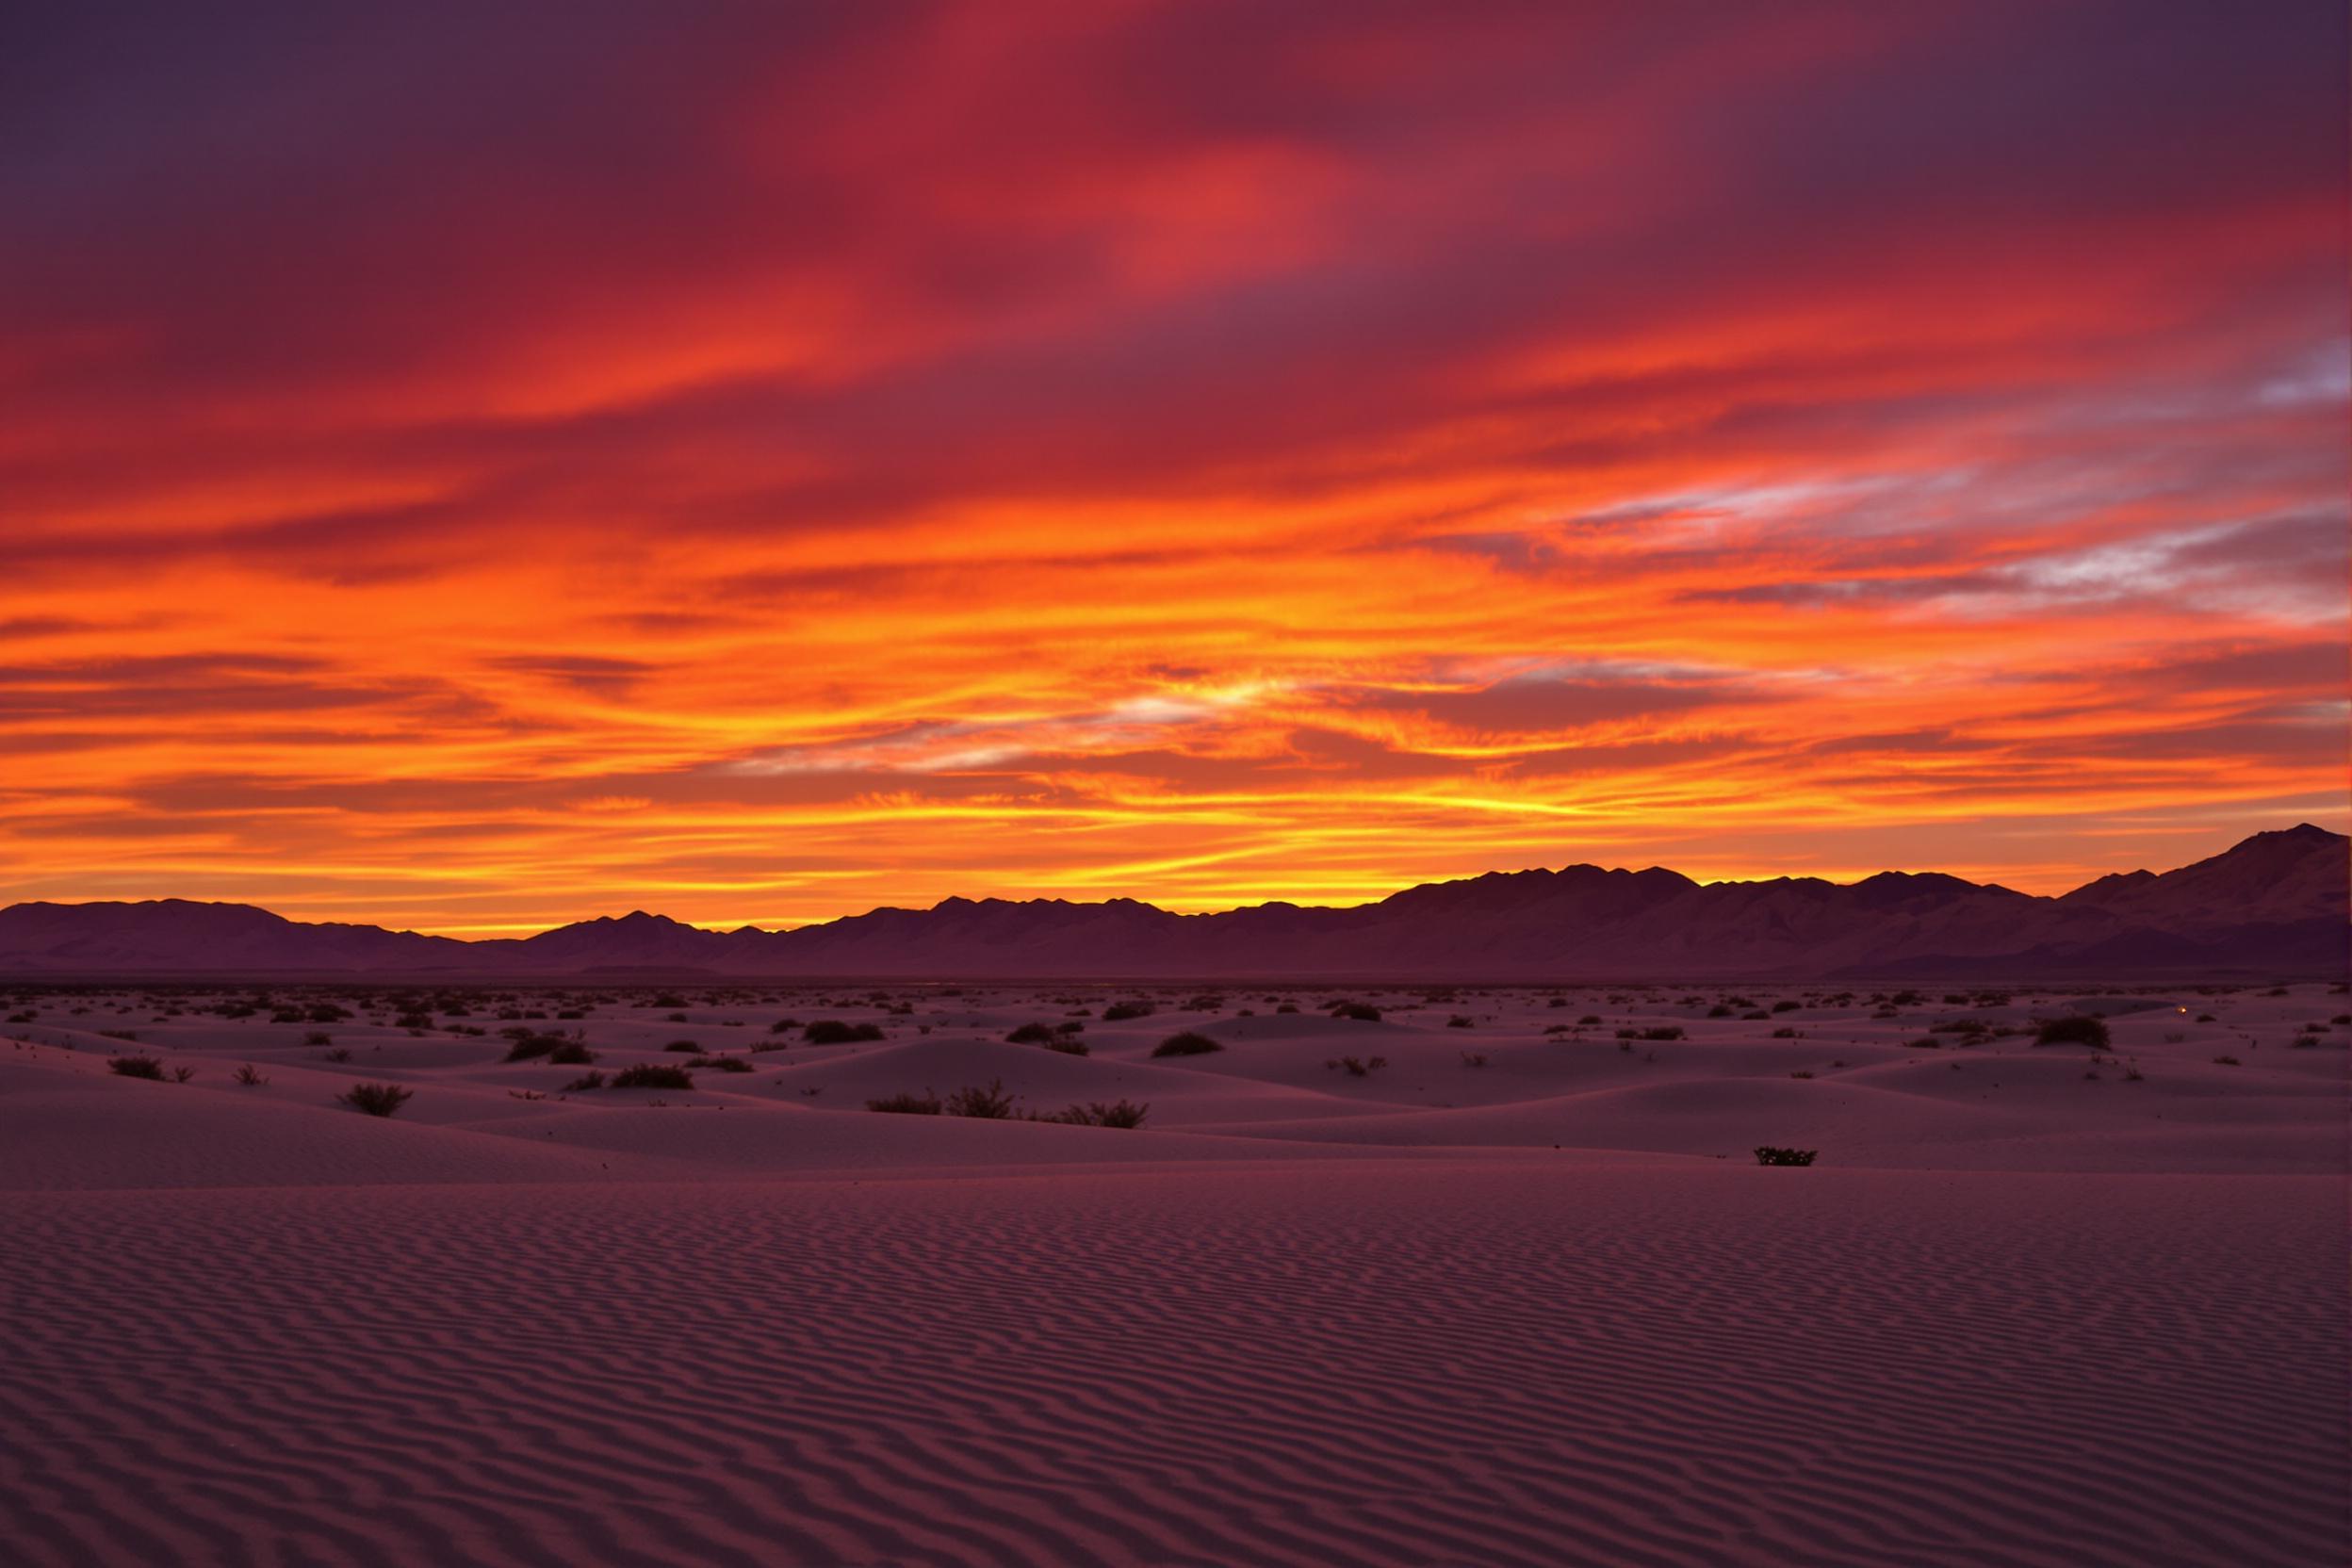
[2,978,2345,1566]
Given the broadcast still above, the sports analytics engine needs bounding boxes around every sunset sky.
[4,1,2345,936]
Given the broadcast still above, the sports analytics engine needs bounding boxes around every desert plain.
[0,976,2344,1568]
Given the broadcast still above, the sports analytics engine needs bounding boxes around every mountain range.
[2,824,2343,981]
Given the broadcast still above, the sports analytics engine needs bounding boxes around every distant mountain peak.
[0,823,2341,979]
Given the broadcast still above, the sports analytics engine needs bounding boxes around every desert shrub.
[609,1064,694,1090]
[2212,1054,2241,1067]
[1772,1000,1802,1013]
[303,1030,333,1047]
[341,1083,413,1118]
[1042,1035,1090,1056]
[1041,1100,1148,1129]
[307,1003,351,1023]
[767,1018,802,1034]
[1460,1051,1489,1068]
[1770,1026,1800,1038]
[1005,1022,1059,1044]
[1637,1026,1684,1041]
[944,1079,1017,1119]
[1328,1054,1388,1077]
[1788,1070,1814,1080]
[1754,1146,1817,1167]
[1185,994,1225,1011]
[2290,1035,2324,1050]
[663,1038,701,1053]
[1327,1001,1381,1022]
[107,1054,166,1079]
[867,1090,943,1115]
[1446,1014,1474,1029]
[693,1056,755,1072]
[563,1070,607,1092]
[650,993,688,1009]
[1707,1004,1735,1018]
[1904,1037,1941,1050]
[804,1020,886,1045]
[1102,1001,1155,1021]
[323,1047,352,1062]
[503,1033,571,1062]
[1578,1014,1602,1025]
[1152,1031,1222,1057]
[2034,1015,2111,1049]
[547,1040,595,1065]
[233,1062,270,1086]
[394,1011,432,1030]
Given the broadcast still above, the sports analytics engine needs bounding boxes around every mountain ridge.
[2,824,2342,980]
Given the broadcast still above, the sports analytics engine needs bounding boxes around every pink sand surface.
[2,980,2344,1565]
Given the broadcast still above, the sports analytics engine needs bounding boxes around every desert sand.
[3,979,2344,1567]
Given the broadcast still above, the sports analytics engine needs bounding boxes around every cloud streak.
[0,1,2344,931]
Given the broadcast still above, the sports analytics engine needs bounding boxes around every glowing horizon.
[4,2,2345,939]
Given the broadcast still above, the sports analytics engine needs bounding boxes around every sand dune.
[1,979,2344,1565]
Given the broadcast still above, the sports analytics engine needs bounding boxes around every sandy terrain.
[2,978,2345,1566]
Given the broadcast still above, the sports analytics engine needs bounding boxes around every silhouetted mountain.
[1,825,2342,979]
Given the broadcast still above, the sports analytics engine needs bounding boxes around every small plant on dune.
[1152,1031,1222,1058]
[341,1082,413,1118]
[1754,1146,1817,1167]
[609,1063,694,1091]
[304,1030,333,1046]
[804,1020,886,1045]
[1102,1001,1156,1021]
[2034,1015,2111,1050]
[867,1089,943,1115]
[1328,1054,1388,1077]
[233,1062,270,1086]
[944,1079,1018,1119]
[2212,1054,2241,1067]
[1004,1022,1060,1044]
[1327,1001,1381,1022]
[1039,1100,1149,1129]
[767,1018,802,1034]
[2289,1035,2323,1050]
[663,1038,700,1053]
[170,1065,196,1082]
[1041,1033,1090,1055]
[1904,1037,1941,1050]
[547,1040,594,1065]
[106,1054,166,1080]
[323,1047,352,1062]
[1460,1051,1489,1068]
[563,1070,607,1092]
[690,1056,755,1073]
[1446,1014,1474,1029]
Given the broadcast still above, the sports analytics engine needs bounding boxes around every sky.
[2,1,2345,936]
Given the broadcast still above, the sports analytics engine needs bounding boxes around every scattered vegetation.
[1328,1054,1389,1077]
[563,1070,607,1092]
[1038,1100,1148,1129]
[1102,1001,1156,1021]
[1753,1146,1818,1167]
[1152,1031,1223,1057]
[106,1054,165,1079]
[609,1064,694,1090]
[943,1079,1017,1119]
[804,1020,886,1045]
[340,1083,413,1118]
[233,1062,270,1086]
[2034,1015,2112,1049]
[1327,1001,1382,1022]
[867,1090,943,1115]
